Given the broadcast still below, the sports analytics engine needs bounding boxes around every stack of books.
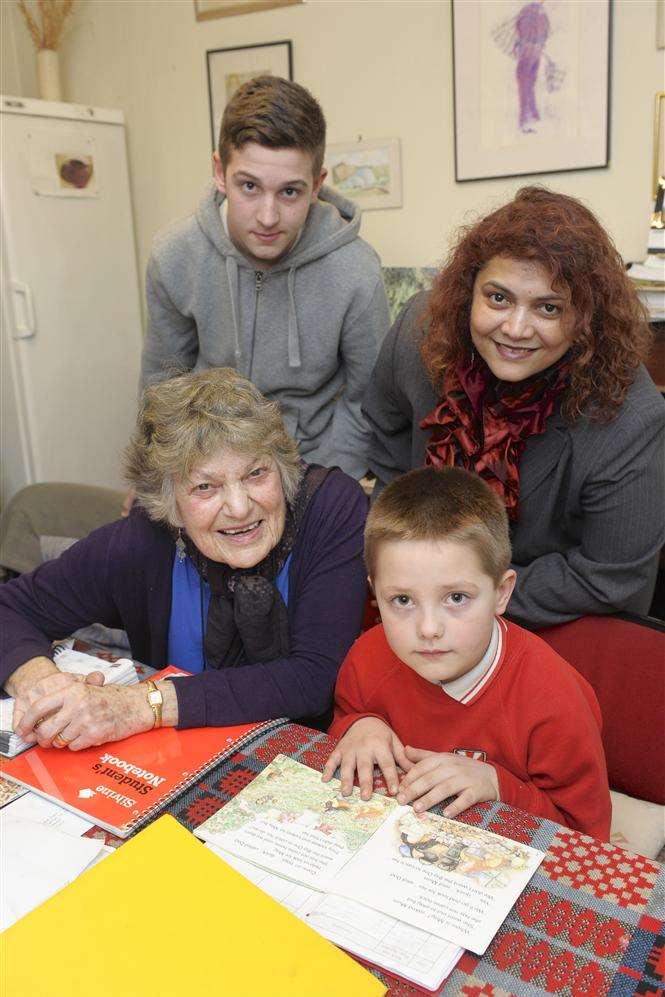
[0,646,138,758]
[628,256,665,322]
[628,225,665,322]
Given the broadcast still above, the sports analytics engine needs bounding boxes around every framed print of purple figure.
[452,0,610,181]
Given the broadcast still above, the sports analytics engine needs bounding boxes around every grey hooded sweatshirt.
[140,182,390,478]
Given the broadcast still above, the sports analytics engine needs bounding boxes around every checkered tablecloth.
[158,721,665,996]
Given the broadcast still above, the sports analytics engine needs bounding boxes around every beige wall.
[3,0,663,297]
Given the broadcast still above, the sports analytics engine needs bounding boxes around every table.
[113,720,662,997]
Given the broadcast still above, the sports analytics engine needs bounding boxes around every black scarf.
[183,464,330,669]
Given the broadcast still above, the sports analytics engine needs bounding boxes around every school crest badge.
[454,748,487,761]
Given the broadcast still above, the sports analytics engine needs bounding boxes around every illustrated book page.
[330,804,544,954]
[195,753,398,889]
[195,755,544,956]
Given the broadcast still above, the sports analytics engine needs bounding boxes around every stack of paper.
[53,644,138,685]
[1,814,385,997]
[194,756,545,992]
[0,702,29,759]
[628,258,665,321]
[0,647,138,758]
[1,816,109,931]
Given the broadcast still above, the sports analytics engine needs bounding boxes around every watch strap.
[145,680,163,729]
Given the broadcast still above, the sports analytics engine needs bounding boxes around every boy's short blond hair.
[365,468,511,584]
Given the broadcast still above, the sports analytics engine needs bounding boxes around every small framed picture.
[195,1,301,21]
[452,0,611,181]
[206,40,293,150]
[324,138,402,211]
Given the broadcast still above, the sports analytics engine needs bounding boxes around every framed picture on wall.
[195,1,301,20]
[452,0,611,181]
[206,41,293,149]
[324,138,402,211]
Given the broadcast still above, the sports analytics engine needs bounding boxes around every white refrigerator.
[1,95,143,506]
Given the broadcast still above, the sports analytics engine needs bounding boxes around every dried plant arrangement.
[17,0,75,51]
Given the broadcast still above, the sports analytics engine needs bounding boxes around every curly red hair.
[422,187,652,422]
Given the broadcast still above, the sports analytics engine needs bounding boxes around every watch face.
[148,691,161,705]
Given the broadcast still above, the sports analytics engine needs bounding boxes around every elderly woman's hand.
[7,656,103,734]
[15,677,156,751]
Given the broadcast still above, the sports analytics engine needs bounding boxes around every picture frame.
[195,1,301,21]
[452,0,611,182]
[206,41,293,150]
[653,91,665,202]
[324,138,402,211]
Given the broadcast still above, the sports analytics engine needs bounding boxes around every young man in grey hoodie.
[140,76,390,479]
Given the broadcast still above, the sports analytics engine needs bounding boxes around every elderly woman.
[1,368,367,750]
[364,187,665,628]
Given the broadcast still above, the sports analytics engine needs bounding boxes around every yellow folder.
[1,814,386,997]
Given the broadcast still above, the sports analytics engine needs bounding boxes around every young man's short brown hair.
[218,75,326,177]
[365,467,511,584]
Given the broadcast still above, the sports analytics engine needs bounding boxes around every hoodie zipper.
[248,271,264,380]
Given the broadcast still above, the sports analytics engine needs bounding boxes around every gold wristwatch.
[145,680,163,729]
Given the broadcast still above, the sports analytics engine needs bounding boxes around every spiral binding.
[123,717,289,836]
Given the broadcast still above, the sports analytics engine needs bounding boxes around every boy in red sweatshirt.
[323,467,611,840]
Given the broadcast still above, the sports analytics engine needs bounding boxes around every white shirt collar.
[440,618,501,703]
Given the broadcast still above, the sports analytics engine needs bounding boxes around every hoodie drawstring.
[225,256,301,372]
[225,256,242,366]
[287,268,302,369]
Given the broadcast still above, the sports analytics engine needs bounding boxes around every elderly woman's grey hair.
[124,367,303,525]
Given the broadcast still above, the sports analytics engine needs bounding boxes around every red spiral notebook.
[0,667,275,837]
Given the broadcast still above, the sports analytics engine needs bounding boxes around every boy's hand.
[396,746,499,818]
[322,718,412,801]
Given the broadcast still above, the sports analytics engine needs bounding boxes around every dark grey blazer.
[363,292,665,628]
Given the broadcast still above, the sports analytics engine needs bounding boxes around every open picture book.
[195,755,544,992]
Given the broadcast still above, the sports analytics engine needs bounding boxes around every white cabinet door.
[1,100,143,501]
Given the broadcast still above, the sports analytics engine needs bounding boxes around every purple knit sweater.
[0,469,368,729]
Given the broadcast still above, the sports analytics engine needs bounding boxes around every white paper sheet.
[0,818,108,931]
[205,844,317,915]
[205,842,461,992]
[2,791,93,835]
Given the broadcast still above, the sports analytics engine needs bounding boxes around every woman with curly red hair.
[363,187,665,627]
